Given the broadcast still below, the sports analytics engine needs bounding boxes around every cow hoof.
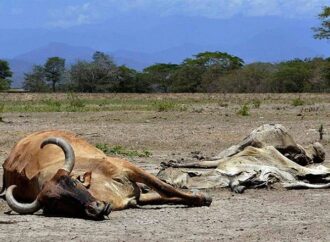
[160,160,179,168]
[232,185,246,194]
[203,194,212,207]
[190,190,212,207]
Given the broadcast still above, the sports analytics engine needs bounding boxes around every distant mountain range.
[2,14,329,88]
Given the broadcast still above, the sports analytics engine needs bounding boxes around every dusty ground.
[0,93,329,241]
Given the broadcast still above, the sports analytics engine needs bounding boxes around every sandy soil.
[0,93,329,241]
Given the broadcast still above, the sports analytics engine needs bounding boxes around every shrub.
[251,99,261,108]
[42,98,62,111]
[67,93,86,110]
[292,97,304,106]
[179,104,188,111]
[95,143,152,157]
[237,104,250,116]
[153,100,177,112]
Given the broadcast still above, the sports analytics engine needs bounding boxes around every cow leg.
[284,182,330,189]
[128,165,212,207]
[162,159,220,169]
[138,192,196,206]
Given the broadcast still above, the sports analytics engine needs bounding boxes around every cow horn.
[5,185,41,214]
[41,137,75,174]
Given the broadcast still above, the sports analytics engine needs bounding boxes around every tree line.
[0,51,328,93]
[21,51,330,93]
[0,6,328,93]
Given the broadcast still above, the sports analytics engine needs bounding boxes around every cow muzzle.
[85,201,112,219]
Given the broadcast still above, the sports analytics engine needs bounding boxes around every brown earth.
[0,93,329,241]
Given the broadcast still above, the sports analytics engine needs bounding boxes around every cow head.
[5,137,112,220]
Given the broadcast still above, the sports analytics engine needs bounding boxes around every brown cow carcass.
[0,130,211,220]
[158,124,330,192]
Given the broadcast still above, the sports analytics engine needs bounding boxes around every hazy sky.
[0,0,328,28]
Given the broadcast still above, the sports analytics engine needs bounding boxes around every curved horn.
[5,185,41,214]
[41,137,75,174]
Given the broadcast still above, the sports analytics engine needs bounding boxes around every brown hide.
[4,130,105,180]
[2,130,211,213]
[3,130,137,209]
[3,130,106,203]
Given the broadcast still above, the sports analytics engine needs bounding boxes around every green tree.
[239,63,275,92]
[44,57,65,92]
[321,58,330,91]
[134,73,153,93]
[0,60,12,90]
[184,51,244,70]
[115,66,148,92]
[313,6,330,39]
[23,65,49,92]
[143,63,179,92]
[70,51,119,92]
[70,60,95,92]
[171,64,204,92]
[91,51,118,92]
[305,57,330,92]
[92,51,116,69]
[272,59,312,92]
[214,62,275,93]
[174,51,244,92]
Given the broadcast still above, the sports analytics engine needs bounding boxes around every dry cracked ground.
[0,93,329,241]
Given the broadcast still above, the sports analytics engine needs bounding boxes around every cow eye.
[77,175,84,183]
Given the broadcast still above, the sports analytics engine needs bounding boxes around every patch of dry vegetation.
[0,93,328,113]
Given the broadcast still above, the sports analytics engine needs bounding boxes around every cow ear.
[77,171,92,188]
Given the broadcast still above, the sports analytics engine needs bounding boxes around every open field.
[0,93,330,241]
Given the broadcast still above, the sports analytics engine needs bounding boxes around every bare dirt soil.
[0,93,329,241]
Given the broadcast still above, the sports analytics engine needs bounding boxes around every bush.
[95,143,152,157]
[251,99,261,108]
[152,100,177,112]
[67,93,85,110]
[42,98,62,111]
[292,97,304,106]
[237,104,250,116]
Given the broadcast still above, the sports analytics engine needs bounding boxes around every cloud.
[245,0,281,16]
[46,0,329,27]
[177,0,328,18]
[49,2,95,27]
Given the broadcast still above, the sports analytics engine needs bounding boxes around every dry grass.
[0,93,328,113]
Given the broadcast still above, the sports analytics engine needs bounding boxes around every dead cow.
[0,130,211,220]
[159,124,330,192]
